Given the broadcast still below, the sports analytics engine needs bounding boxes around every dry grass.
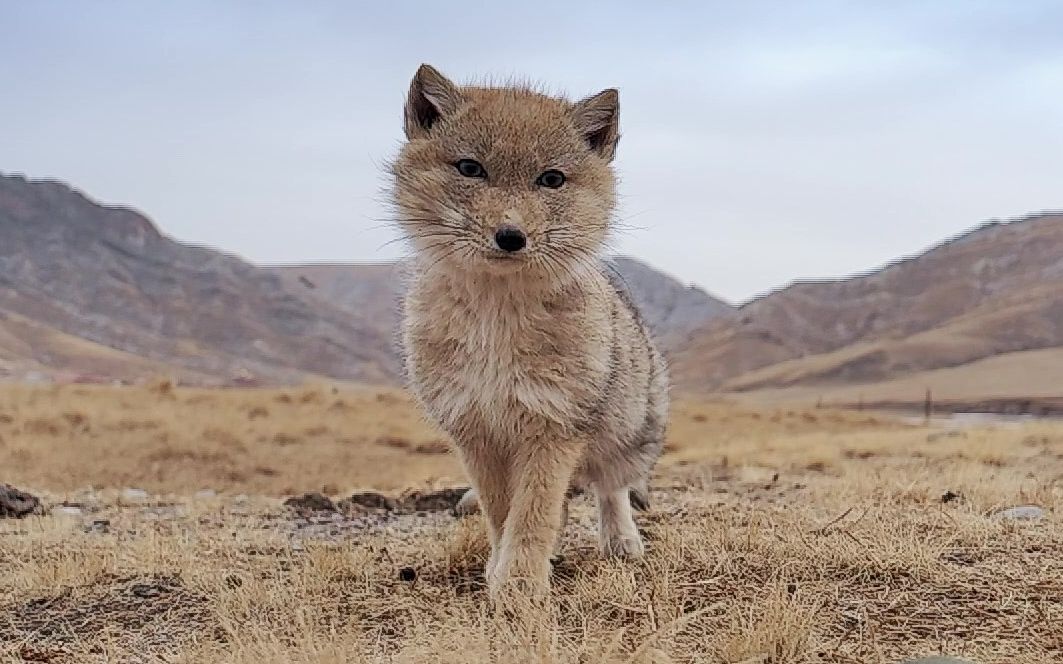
[1,384,1062,663]
[0,382,456,494]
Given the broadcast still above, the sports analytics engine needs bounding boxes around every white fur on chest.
[409,279,604,437]
[441,306,573,432]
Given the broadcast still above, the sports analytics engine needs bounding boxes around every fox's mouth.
[477,249,530,271]
[482,249,526,261]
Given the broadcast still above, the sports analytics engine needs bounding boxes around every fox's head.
[391,64,619,284]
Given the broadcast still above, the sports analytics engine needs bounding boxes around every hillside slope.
[0,173,399,383]
[673,212,1063,392]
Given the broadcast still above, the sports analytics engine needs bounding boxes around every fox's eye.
[536,169,566,189]
[455,159,486,178]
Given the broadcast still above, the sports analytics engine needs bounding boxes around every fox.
[392,64,669,597]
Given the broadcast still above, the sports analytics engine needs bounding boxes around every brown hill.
[673,212,1063,392]
[0,173,399,384]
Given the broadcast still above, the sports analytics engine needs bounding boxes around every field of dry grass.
[1,383,1061,663]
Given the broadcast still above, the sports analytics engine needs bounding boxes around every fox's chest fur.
[403,270,612,440]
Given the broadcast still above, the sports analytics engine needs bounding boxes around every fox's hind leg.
[453,487,480,516]
[596,485,644,558]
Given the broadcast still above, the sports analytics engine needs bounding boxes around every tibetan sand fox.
[392,64,669,597]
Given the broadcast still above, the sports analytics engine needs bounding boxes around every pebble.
[993,505,1046,521]
[86,519,111,534]
[195,489,217,499]
[122,488,149,502]
[52,505,83,517]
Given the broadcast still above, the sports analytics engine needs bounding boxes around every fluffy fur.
[392,64,669,598]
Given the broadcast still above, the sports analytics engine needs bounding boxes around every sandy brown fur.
[392,64,669,598]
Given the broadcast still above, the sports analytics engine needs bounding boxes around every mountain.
[606,257,733,347]
[0,172,732,384]
[269,258,733,358]
[672,212,1063,393]
[0,173,399,384]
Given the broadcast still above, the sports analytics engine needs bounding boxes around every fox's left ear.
[404,64,464,140]
[571,88,619,162]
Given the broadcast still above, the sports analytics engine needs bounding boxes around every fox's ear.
[571,88,619,161]
[404,64,464,139]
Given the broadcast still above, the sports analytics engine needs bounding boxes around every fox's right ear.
[404,64,463,139]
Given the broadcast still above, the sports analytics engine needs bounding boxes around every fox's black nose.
[494,225,527,252]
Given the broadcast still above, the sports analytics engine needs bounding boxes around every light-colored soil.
[1,384,1061,663]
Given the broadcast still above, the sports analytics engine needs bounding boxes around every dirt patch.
[404,487,468,513]
[290,487,471,517]
[0,573,210,658]
[283,492,336,514]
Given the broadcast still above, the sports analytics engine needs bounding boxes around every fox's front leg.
[456,441,512,581]
[455,487,571,560]
[490,437,583,598]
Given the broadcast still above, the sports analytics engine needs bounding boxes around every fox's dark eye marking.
[537,169,566,189]
[455,159,487,178]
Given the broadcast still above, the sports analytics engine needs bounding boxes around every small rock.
[122,488,149,502]
[195,489,217,499]
[52,505,84,517]
[398,566,417,582]
[901,658,976,664]
[941,490,962,504]
[284,492,336,513]
[86,519,111,534]
[993,505,1046,521]
[0,483,42,518]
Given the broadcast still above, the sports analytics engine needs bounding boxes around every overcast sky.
[2,2,1061,303]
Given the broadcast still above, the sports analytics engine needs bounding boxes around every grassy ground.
[1,384,1061,663]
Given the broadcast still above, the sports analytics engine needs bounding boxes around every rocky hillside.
[607,257,733,347]
[0,173,399,384]
[673,212,1063,392]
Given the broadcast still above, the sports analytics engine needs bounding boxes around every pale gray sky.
[3,1,1061,303]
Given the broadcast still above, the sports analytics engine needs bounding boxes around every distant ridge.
[672,211,1063,392]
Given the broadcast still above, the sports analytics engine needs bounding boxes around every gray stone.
[52,505,84,517]
[122,488,149,502]
[901,658,976,664]
[993,505,1046,521]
